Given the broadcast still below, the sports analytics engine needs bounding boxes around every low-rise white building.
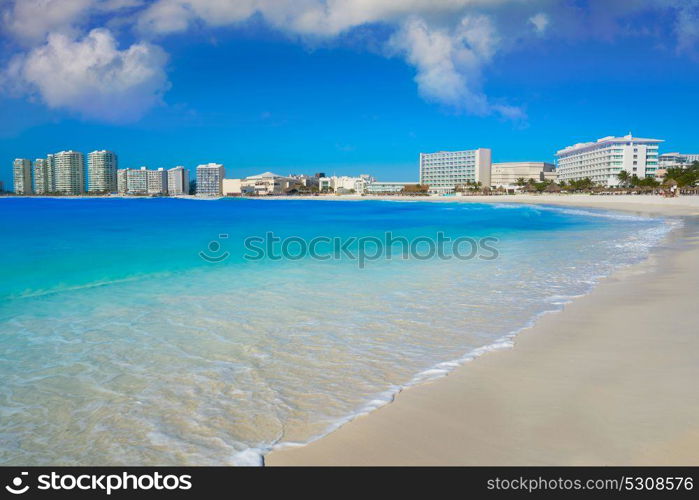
[658,152,699,169]
[222,178,245,196]
[491,162,556,187]
[365,181,418,194]
[241,172,299,195]
[556,134,662,186]
[318,175,373,194]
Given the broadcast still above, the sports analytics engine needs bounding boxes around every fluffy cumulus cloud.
[388,16,495,115]
[5,28,169,122]
[2,0,699,122]
[135,0,526,118]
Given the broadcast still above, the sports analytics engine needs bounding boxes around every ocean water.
[0,198,675,465]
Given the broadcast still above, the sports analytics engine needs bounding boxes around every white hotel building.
[196,163,225,196]
[88,150,118,193]
[54,150,85,195]
[167,166,190,195]
[658,152,699,169]
[13,158,32,195]
[419,148,491,194]
[556,134,661,186]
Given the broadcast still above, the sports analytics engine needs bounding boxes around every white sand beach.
[267,195,699,465]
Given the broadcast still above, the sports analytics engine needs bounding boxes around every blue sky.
[1,0,698,186]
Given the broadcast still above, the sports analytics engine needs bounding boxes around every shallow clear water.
[0,198,674,465]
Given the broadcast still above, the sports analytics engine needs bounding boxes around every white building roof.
[245,171,289,180]
[557,134,663,156]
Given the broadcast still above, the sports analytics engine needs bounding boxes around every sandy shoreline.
[267,196,699,465]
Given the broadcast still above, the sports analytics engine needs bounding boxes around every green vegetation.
[663,161,699,187]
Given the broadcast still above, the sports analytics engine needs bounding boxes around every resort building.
[54,150,85,195]
[318,175,373,194]
[117,169,128,194]
[196,163,225,196]
[167,166,190,195]
[241,172,299,195]
[88,150,118,193]
[289,174,319,189]
[556,134,662,186]
[127,167,149,195]
[13,158,32,195]
[222,178,245,196]
[365,181,418,194]
[33,159,49,194]
[147,168,168,195]
[419,148,492,195]
[491,162,556,188]
[658,152,699,169]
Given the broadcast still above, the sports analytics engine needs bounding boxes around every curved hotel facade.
[556,134,661,186]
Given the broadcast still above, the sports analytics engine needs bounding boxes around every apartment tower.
[196,163,225,196]
[54,151,85,195]
[13,158,32,195]
[88,150,118,193]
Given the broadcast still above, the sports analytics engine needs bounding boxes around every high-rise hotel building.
[117,169,129,194]
[419,148,492,194]
[46,153,57,192]
[126,167,149,195]
[13,158,32,195]
[196,163,225,196]
[167,166,190,195]
[556,134,662,186]
[34,159,49,194]
[88,150,118,193]
[147,168,168,195]
[54,150,85,195]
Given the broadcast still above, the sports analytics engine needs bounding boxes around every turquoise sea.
[0,198,674,465]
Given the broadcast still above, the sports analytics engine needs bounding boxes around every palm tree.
[617,170,630,187]
[515,177,527,187]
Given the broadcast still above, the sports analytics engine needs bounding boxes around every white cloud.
[1,0,94,44]
[0,0,142,45]
[528,12,548,35]
[5,28,169,122]
[3,0,699,122]
[388,15,518,119]
[675,3,699,54]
